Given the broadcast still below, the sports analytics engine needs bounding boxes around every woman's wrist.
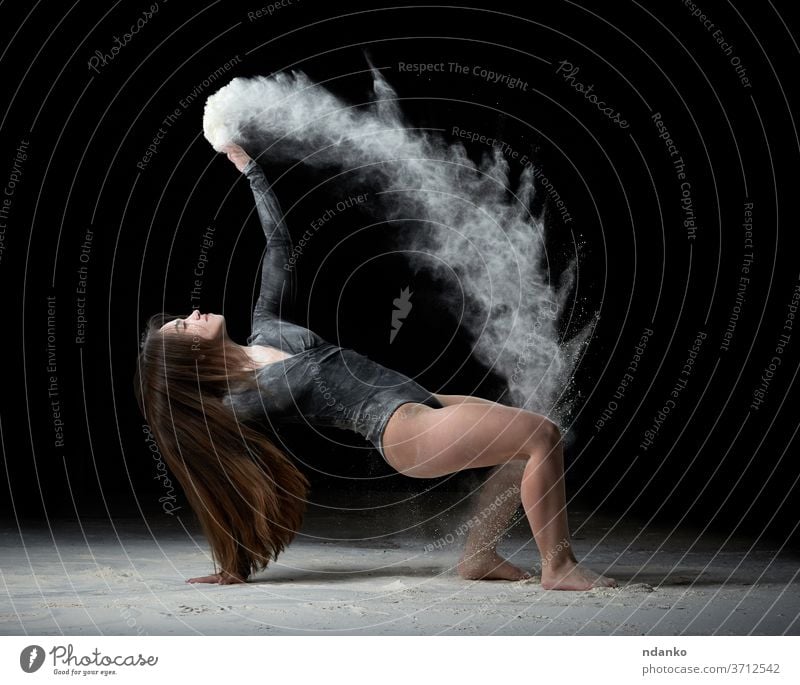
[242,158,258,176]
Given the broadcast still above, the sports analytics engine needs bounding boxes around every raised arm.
[241,158,296,322]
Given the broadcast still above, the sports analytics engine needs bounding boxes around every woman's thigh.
[433,393,499,408]
[382,397,557,478]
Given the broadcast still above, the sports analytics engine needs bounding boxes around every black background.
[1,0,798,547]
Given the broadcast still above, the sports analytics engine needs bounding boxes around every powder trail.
[203,63,594,421]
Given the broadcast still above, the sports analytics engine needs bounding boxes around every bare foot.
[186,571,247,585]
[540,560,617,591]
[457,550,532,581]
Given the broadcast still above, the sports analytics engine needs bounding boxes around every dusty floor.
[1,494,797,635]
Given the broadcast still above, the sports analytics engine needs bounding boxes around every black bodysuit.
[223,159,443,461]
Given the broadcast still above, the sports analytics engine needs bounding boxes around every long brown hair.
[133,311,310,580]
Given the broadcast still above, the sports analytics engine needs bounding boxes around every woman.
[134,143,617,591]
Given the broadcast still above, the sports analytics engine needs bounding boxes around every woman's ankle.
[539,538,577,571]
[460,542,499,559]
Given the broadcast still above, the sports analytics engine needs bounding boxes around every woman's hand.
[221,143,252,173]
[186,571,247,585]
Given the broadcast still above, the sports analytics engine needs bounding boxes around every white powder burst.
[202,64,595,422]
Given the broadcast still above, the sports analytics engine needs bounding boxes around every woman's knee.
[519,413,562,456]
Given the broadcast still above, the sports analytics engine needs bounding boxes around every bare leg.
[519,425,614,590]
[383,397,617,590]
[433,395,529,580]
[457,461,530,580]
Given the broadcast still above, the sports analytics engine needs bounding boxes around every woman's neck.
[238,343,292,370]
[239,344,266,368]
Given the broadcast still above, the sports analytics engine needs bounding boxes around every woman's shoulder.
[221,381,259,415]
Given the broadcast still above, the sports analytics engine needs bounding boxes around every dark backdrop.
[1,0,798,547]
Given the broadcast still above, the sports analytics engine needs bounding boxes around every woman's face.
[159,310,226,343]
